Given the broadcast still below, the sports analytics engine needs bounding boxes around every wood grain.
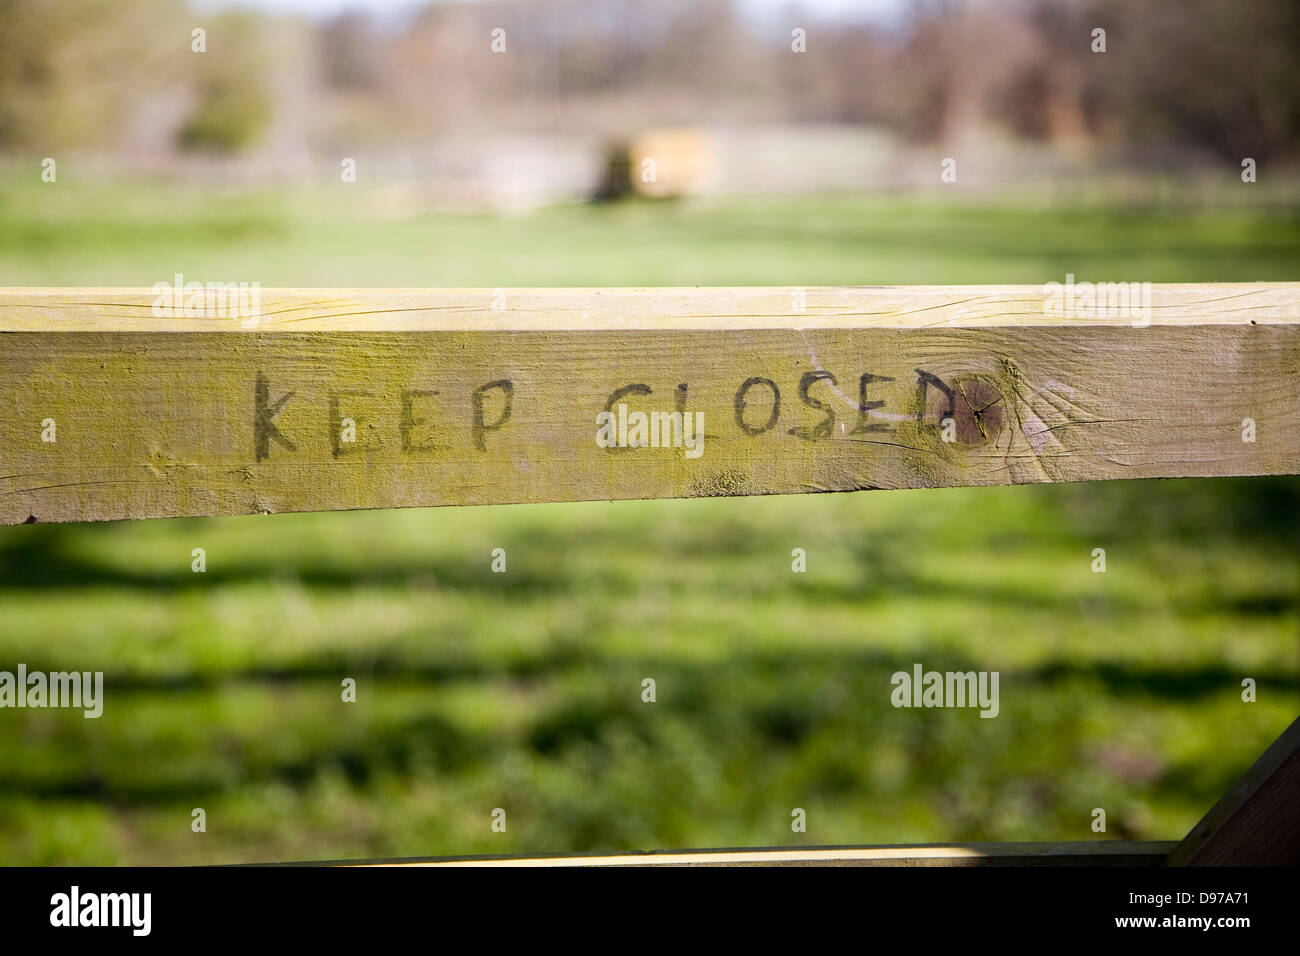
[2,285,1297,524]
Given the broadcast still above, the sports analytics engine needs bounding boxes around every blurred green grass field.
[0,176,1297,863]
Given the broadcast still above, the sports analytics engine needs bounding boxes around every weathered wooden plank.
[2,285,1297,524]
[353,841,1177,867]
[1167,716,1300,866]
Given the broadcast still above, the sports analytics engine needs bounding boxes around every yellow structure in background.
[626,128,718,199]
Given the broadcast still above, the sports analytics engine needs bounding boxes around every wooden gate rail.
[2,284,1297,525]
[3,284,1297,865]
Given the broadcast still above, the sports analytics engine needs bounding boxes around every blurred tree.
[0,0,1297,164]
[0,0,187,151]
[177,13,272,153]
[1101,0,1300,162]
[320,12,382,91]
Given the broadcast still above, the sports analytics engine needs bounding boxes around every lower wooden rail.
[356,842,1178,867]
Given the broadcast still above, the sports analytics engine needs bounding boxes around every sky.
[194,0,912,25]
